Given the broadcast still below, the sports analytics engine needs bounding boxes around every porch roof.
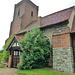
[6,36,22,51]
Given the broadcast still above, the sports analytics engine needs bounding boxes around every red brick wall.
[15,33,24,41]
[10,0,38,35]
[21,1,38,28]
[52,33,71,48]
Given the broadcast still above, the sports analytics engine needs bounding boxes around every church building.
[6,0,75,73]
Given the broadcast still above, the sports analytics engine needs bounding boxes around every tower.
[9,0,38,35]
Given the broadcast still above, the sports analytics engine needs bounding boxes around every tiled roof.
[16,20,38,35]
[16,6,74,35]
[41,6,74,28]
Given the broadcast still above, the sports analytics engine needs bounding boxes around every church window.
[31,11,33,17]
[18,9,20,16]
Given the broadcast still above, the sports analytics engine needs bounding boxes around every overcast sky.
[0,0,75,50]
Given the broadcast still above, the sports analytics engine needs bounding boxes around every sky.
[0,0,75,50]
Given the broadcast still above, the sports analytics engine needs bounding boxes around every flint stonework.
[53,47,74,73]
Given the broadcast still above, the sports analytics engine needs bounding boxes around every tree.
[0,50,3,53]
[18,26,52,70]
[0,49,3,64]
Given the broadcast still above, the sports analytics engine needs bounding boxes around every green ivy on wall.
[2,35,14,62]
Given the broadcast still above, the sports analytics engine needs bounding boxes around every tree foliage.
[0,53,3,63]
[0,50,3,53]
[2,35,14,62]
[18,26,52,70]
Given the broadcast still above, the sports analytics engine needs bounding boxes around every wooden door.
[13,56,20,68]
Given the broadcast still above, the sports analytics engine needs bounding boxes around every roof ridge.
[42,6,74,19]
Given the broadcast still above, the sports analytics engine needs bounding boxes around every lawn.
[17,69,74,75]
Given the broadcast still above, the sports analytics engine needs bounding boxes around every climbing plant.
[18,26,52,70]
[2,35,14,62]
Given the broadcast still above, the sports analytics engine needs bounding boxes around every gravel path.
[0,68,19,75]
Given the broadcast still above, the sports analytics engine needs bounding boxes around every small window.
[18,9,20,16]
[14,51,19,56]
[31,11,33,17]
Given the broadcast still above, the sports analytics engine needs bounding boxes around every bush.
[0,53,3,63]
[18,26,52,70]
[0,50,3,53]
[0,63,3,68]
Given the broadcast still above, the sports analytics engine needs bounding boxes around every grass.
[17,69,74,75]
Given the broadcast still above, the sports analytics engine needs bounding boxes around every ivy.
[2,35,14,62]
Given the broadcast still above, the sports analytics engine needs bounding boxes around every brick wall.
[21,1,38,28]
[52,33,71,48]
[42,22,68,45]
[15,33,24,41]
[52,27,74,73]
[10,0,38,35]
[52,27,71,48]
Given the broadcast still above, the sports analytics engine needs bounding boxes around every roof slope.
[41,6,74,27]
[16,6,74,34]
[16,20,38,34]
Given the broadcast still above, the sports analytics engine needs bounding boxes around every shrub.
[0,50,3,53]
[0,63,3,68]
[18,26,52,70]
[0,53,3,63]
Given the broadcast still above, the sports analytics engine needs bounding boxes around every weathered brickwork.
[42,22,68,45]
[10,0,38,35]
[52,33,71,48]
[53,47,74,73]
[52,27,74,73]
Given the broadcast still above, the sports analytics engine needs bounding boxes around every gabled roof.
[6,36,15,51]
[16,6,74,35]
[6,36,22,51]
[41,6,74,28]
